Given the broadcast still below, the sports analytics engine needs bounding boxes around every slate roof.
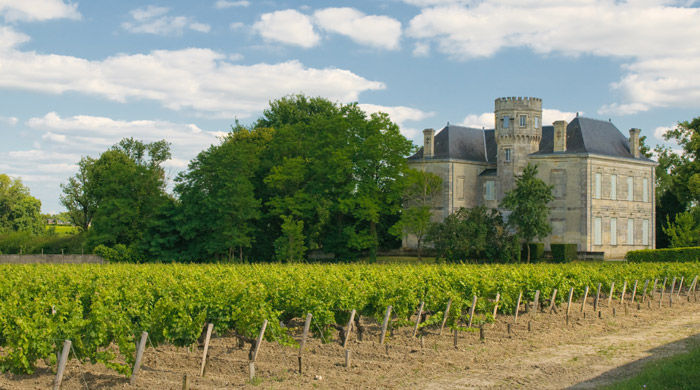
[408,117,652,163]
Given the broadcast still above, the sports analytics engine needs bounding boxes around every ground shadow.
[569,332,700,389]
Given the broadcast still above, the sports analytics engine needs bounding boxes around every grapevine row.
[1,262,699,375]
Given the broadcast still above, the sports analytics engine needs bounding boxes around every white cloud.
[253,9,320,48]
[229,22,244,30]
[0,46,384,118]
[0,0,80,22]
[0,25,29,51]
[461,108,577,128]
[214,0,249,9]
[653,124,676,141]
[122,5,211,36]
[313,8,402,50]
[406,0,700,115]
[41,131,66,142]
[358,103,434,140]
[0,115,18,126]
[412,42,430,57]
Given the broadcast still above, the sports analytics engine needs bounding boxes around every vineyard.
[1,262,699,387]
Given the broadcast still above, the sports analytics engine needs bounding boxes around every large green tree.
[0,174,44,234]
[60,157,97,231]
[390,169,442,260]
[84,138,171,249]
[500,163,554,262]
[254,95,413,260]
[175,128,263,261]
[653,117,700,247]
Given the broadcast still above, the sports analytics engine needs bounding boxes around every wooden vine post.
[412,301,425,337]
[607,282,615,308]
[467,295,478,328]
[641,280,649,303]
[492,293,500,319]
[250,320,268,381]
[200,323,214,376]
[580,285,589,313]
[630,280,638,303]
[669,277,677,307]
[619,281,627,305]
[379,306,392,345]
[565,287,574,324]
[677,277,684,299]
[343,310,356,349]
[298,313,312,374]
[650,279,658,300]
[514,291,523,324]
[659,278,667,308]
[53,339,71,390]
[547,289,558,314]
[532,290,540,314]
[130,331,148,385]
[594,283,601,312]
[439,298,452,335]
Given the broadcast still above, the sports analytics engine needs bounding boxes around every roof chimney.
[423,128,435,158]
[629,128,641,158]
[553,120,568,152]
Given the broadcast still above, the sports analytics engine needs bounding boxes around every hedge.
[625,247,700,262]
[551,243,577,263]
[523,243,545,262]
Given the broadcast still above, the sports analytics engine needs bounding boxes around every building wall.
[405,154,655,259]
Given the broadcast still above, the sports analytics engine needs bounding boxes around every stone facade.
[406,97,656,259]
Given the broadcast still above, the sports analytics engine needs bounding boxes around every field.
[1,262,699,388]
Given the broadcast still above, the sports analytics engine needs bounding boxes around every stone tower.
[494,97,543,198]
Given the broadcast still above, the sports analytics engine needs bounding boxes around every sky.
[1,0,699,213]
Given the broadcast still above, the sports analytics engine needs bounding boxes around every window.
[551,170,565,199]
[534,116,540,128]
[519,115,527,127]
[627,219,634,245]
[503,116,510,129]
[643,219,649,245]
[643,178,649,202]
[504,148,512,162]
[611,174,617,200]
[610,218,617,245]
[594,173,601,199]
[594,217,602,245]
[627,177,634,201]
[456,177,464,200]
[485,181,495,201]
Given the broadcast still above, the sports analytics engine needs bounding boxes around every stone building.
[407,97,656,258]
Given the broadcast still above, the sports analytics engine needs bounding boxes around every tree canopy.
[500,163,554,262]
[0,174,44,235]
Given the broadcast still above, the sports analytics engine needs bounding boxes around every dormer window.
[519,115,527,127]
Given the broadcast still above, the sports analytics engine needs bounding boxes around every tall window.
[456,177,464,200]
[504,148,512,162]
[534,116,540,128]
[611,174,617,200]
[594,217,602,245]
[627,176,634,201]
[485,181,495,201]
[642,219,649,245]
[643,178,649,202]
[610,218,617,245]
[595,173,601,199]
[519,115,527,127]
[627,219,634,245]
[503,116,510,129]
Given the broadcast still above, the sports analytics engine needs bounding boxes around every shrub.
[0,231,86,254]
[93,244,141,263]
[551,243,577,263]
[625,246,700,262]
[523,243,545,262]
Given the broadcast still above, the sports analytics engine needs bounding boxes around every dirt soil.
[2,295,700,389]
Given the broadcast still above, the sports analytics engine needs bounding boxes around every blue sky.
[1,0,698,213]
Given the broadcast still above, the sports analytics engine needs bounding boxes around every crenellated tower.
[494,97,542,198]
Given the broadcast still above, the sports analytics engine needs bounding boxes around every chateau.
[406,97,656,258]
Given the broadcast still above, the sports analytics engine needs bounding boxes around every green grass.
[604,341,700,389]
[45,225,79,235]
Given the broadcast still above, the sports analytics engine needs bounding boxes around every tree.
[390,169,442,260]
[0,174,44,234]
[60,157,97,231]
[663,209,700,248]
[500,163,554,262]
[176,128,263,261]
[653,117,700,247]
[274,215,306,262]
[425,206,519,263]
[84,138,171,249]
